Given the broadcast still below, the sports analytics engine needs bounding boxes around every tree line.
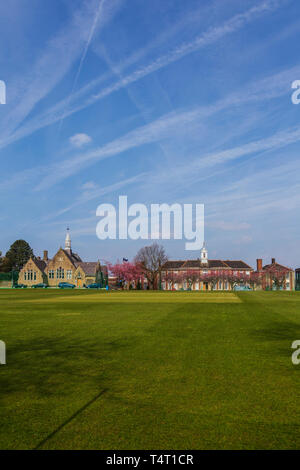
[0,240,34,272]
[0,240,290,291]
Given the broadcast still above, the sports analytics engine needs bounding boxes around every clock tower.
[200,242,208,265]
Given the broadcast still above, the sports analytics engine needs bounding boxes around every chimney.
[271,258,276,264]
[43,250,48,261]
[256,259,262,271]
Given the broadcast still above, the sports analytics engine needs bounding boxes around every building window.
[56,267,64,279]
[34,271,37,281]
[49,270,54,279]
[67,270,72,280]
[24,272,27,280]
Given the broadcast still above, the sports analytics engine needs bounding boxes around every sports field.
[0,290,299,449]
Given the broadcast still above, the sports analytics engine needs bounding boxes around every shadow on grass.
[0,335,134,396]
[34,388,108,449]
[249,321,300,367]
[251,321,300,342]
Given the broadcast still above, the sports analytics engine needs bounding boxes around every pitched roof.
[32,258,47,272]
[181,260,229,268]
[163,261,185,269]
[62,249,82,266]
[76,262,100,276]
[263,262,293,272]
[182,260,202,268]
[208,260,229,268]
[162,259,253,270]
[223,260,253,269]
[71,252,82,263]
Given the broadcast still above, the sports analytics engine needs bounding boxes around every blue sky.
[1,0,300,267]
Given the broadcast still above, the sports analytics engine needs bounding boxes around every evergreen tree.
[5,240,34,271]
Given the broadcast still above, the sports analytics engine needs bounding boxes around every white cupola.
[65,228,71,252]
[200,241,208,265]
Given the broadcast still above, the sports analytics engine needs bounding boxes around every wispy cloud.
[160,125,300,186]
[58,0,106,131]
[32,63,300,191]
[0,60,296,193]
[0,0,285,153]
[88,0,283,101]
[207,221,251,231]
[39,172,147,222]
[196,158,300,224]
[1,49,298,196]
[0,0,122,147]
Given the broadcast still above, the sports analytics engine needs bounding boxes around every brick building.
[161,243,253,291]
[254,258,295,290]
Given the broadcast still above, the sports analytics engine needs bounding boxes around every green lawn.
[0,289,299,450]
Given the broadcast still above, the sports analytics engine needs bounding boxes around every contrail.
[0,0,285,152]
[58,0,105,133]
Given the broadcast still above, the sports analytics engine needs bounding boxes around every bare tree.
[134,243,168,290]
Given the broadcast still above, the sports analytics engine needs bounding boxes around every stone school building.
[19,229,107,287]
